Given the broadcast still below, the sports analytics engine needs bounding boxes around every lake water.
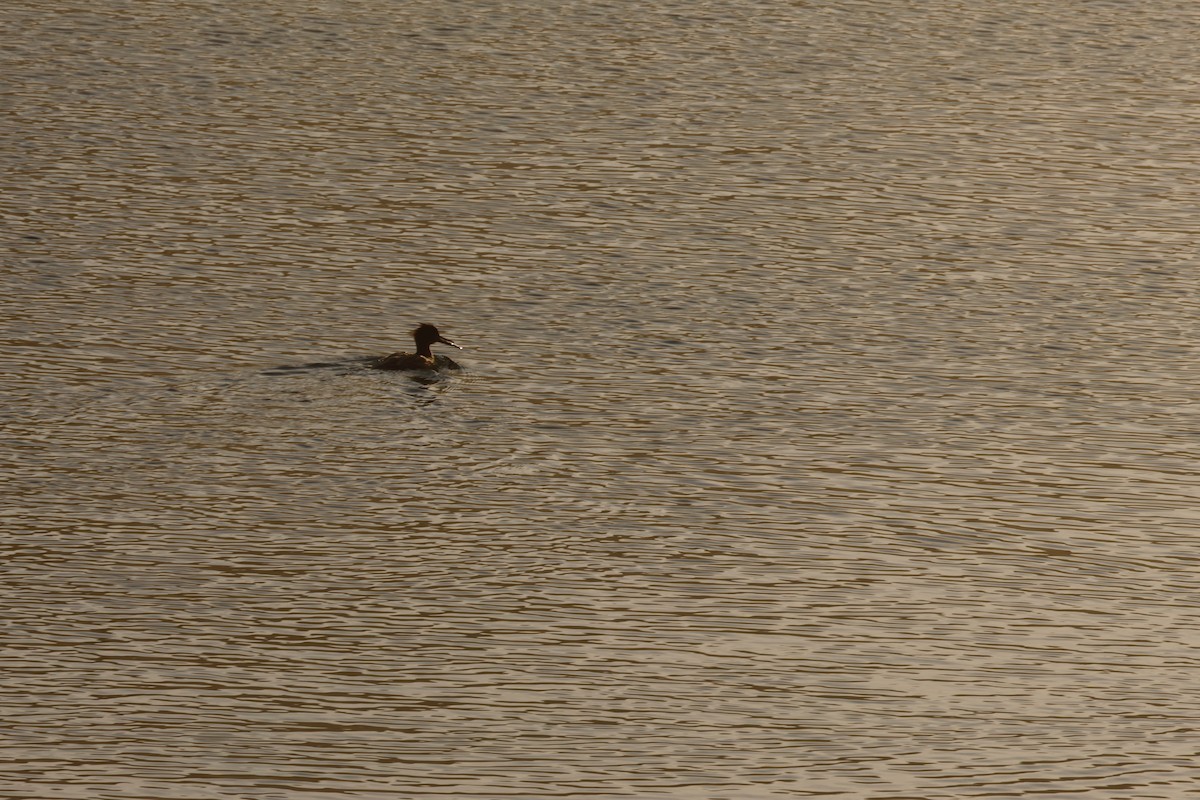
[6,1,1200,797]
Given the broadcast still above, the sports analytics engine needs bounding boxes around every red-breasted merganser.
[373,324,464,371]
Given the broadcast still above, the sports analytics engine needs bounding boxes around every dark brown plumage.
[374,324,463,371]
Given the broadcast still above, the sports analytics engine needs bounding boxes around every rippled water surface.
[6,1,1200,797]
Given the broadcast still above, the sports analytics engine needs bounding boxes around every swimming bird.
[373,323,464,371]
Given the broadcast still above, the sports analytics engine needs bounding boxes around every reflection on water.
[5,0,1200,797]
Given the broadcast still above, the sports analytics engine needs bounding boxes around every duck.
[373,323,464,371]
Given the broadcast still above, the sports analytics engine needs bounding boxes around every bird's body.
[373,324,463,371]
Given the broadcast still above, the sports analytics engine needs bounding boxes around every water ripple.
[7,0,1200,797]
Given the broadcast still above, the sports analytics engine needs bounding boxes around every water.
[5,0,1200,797]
